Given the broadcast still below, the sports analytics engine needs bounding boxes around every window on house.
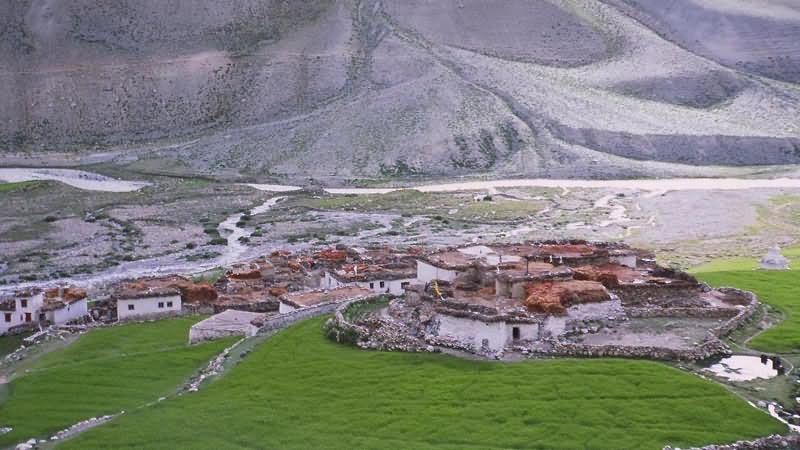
[25,312,32,322]
[512,327,521,340]
[39,313,46,321]
[401,282,410,289]
[20,299,27,308]
[369,282,374,289]
[379,281,385,288]
[167,301,173,307]
[4,313,10,323]
[158,302,164,308]
[128,304,135,311]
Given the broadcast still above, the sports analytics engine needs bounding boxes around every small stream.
[0,196,288,292]
[246,177,800,194]
[4,168,800,293]
[0,168,150,192]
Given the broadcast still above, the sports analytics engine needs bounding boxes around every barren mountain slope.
[1,0,799,180]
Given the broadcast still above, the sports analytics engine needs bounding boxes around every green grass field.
[0,318,233,446]
[0,181,41,194]
[694,249,800,353]
[307,190,546,221]
[61,318,782,450]
[0,333,27,358]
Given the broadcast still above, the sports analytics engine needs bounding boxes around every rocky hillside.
[1,0,800,180]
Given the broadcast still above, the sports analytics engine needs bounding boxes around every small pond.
[704,355,779,381]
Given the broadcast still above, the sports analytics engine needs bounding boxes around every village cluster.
[1,240,779,364]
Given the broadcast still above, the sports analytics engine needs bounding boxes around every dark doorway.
[512,327,521,340]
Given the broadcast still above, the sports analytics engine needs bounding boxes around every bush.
[209,238,227,246]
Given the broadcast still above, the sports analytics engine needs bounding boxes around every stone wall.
[213,301,278,314]
[531,338,730,361]
[117,309,185,323]
[259,294,379,334]
[325,296,425,352]
[626,307,740,319]
[710,288,760,338]
[614,284,704,307]
[663,434,800,450]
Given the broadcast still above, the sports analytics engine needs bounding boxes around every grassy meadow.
[0,333,27,358]
[306,190,547,221]
[694,248,800,353]
[0,318,233,446]
[60,318,783,450]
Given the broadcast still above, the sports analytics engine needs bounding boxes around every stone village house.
[115,285,182,321]
[1,287,89,335]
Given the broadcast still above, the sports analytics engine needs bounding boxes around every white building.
[279,287,372,314]
[189,309,266,344]
[0,289,45,335]
[116,287,182,321]
[1,287,88,335]
[760,246,790,270]
[1,297,22,335]
[322,270,415,296]
[435,315,539,353]
[42,297,89,325]
[416,260,460,284]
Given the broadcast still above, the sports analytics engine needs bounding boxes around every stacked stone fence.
[626,307,740,319]
[709,288,760,338]
[533,338,730,362]
[183,304,215,315]
[614,284,705,307]
[260,294,380,335]
[663,434,800,450]
[533,288,759,362]
[325,295,424,351]
[118,310,185,323]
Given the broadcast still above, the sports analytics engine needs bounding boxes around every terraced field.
[0,318,234,447]
[694,247,800,353]
[58,318,783,450]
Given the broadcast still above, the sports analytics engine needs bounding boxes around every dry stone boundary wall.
[662,434,800,450]
[327,287,761,362]
[259,294,380,334]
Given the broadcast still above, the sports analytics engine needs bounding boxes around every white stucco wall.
[47,299,88,325]
[436,314,508,352]
[279,301,297,314]
[610,255,637,268]
[323,272,415,296]
[542,316,567,338]
[117,294,182,320]
[17,292,45,324]
[506,323,539,342]
[417,260,460,283]
[189,310,264,344]
[322,272,346,290]
[357,278,415,296]
[0,308,23,335]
